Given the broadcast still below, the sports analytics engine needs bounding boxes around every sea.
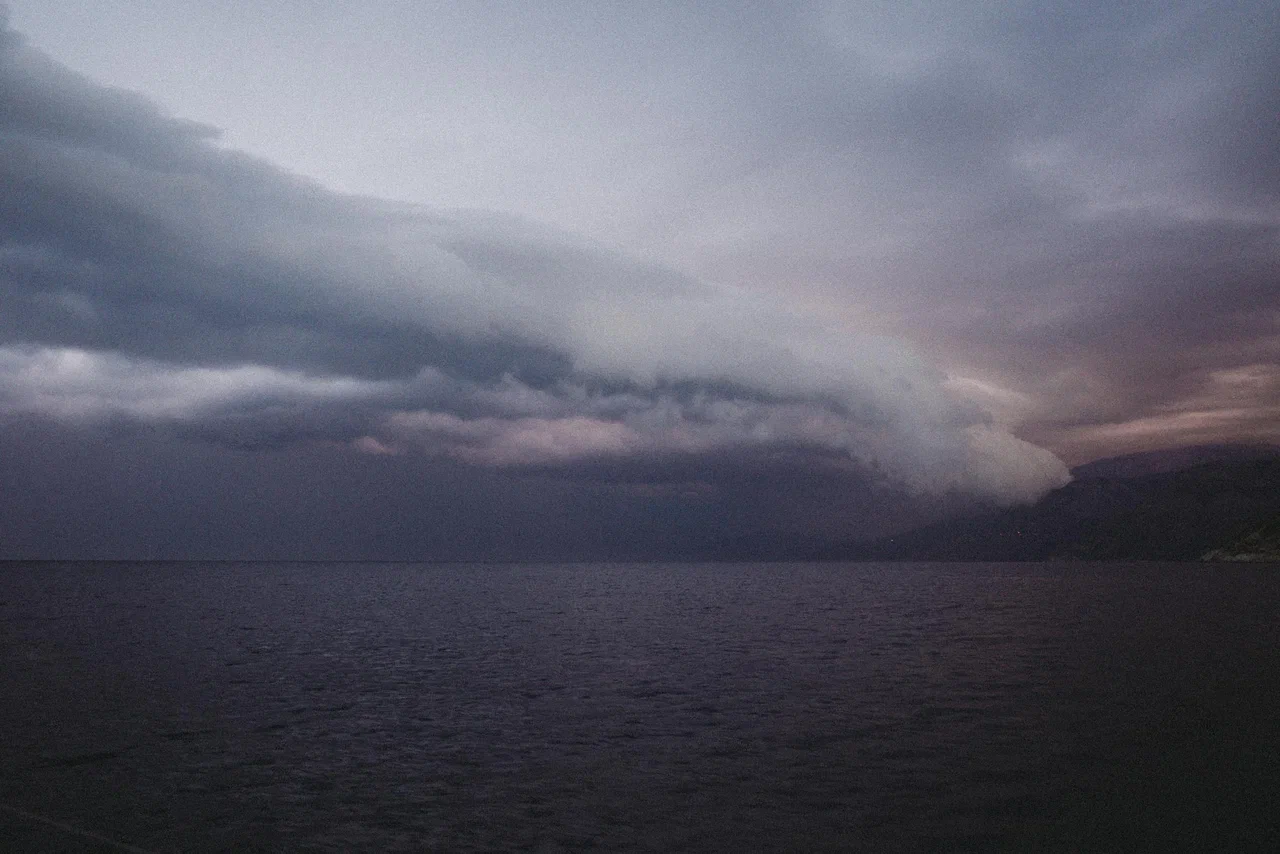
[1,561,1277,853]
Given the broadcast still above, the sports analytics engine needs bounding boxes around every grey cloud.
[0,13,1071,503]
[3,0,1274,560]
[675,1,1280,462]
[0,17,219,165]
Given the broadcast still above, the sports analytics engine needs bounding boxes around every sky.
[1,1,1277,559]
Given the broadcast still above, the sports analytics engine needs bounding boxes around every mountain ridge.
[817,445,1280,562]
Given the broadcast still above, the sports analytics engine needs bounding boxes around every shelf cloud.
[0,13,1070,507]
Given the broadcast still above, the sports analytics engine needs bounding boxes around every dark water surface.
[1,561,1278,852]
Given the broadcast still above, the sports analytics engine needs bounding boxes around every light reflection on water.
[1,561,1278,852]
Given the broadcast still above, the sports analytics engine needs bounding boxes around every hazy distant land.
[704,444,1280,564]
[819,445,1280,563]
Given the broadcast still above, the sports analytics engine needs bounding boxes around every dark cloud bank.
[2,3,1276,559]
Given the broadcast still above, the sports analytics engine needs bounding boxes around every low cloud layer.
[0,12,1071,507]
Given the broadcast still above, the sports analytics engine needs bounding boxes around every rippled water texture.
[2,562,1278,852]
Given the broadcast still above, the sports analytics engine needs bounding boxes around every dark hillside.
[830,459,1280,561]
[1203,515,1280,561]
[1070,444,1280,480]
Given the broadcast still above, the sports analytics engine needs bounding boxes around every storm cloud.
[3,1,1278,558]
[0,9,1069,507]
